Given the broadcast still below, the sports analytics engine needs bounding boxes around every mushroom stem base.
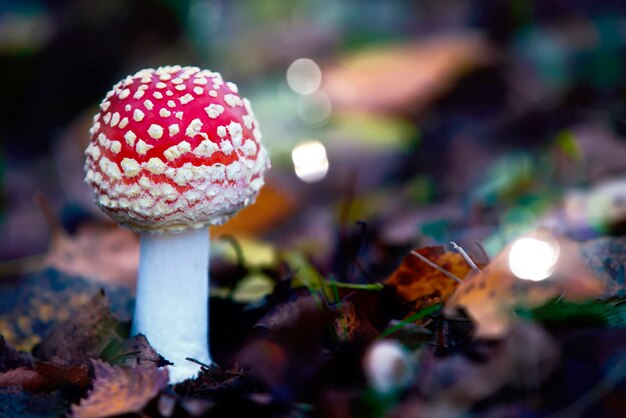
[132,228,211,383]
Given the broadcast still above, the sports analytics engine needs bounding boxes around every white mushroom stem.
[132,227,212,383]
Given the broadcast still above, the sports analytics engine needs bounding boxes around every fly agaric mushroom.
[84,66,270,382]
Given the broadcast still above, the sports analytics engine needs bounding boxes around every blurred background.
[2,0,626,348]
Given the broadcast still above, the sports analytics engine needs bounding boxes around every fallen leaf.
[446,232,605,337]
[0,368,40,391]
[385,246,480,310]
[0,336,32,372]
[37,290,123,362]
[0,362,89,392]
[45,220,139,288]
[70,360,168,418]
[0,270,133,352]
[322,33,495,114]
[101,334,171,369]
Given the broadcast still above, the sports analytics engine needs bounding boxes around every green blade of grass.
[378,303,442,339]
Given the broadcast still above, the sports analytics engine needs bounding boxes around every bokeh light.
[291,140,329,182]
[297,90,332,125]
[286,58,322,95]
[508,235,560,281]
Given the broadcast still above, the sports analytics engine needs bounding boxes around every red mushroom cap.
[84,66,270,231]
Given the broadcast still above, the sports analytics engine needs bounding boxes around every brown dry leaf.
[0,362,89,392]
[386,246,480,310]
[45,220,139,287]
[0,368,41,391]
[70,360,168,418]
[446,233,605,338]
[37,290,122,362]
[322,33,495,114]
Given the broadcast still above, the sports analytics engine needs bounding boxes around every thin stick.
[185,357,215,369]
[410,251,462,283]
[450,242,481,272]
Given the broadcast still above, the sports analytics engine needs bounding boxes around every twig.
[185,357,218,371]
[185,357,210,367]
[450,242,481,272]
[411,251,462,283]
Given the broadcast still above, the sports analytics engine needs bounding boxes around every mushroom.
[83,66,270,382]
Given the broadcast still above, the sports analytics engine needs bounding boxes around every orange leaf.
[70,360,168,418]
[446,232,605,338]
[386,246,480,310]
